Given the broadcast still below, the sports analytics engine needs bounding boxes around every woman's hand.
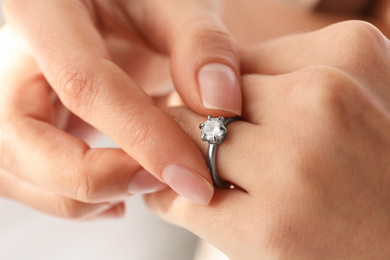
[0,27,171,219]
[145,21,390,259]
[2,0,243,205]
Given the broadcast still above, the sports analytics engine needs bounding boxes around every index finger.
[4,0,214,204]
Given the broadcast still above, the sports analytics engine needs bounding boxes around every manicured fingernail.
[162,165,214,205]
[128,169,168,195]
[198,63,242,115]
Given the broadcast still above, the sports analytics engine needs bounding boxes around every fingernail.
[198,63,242,115]
[128,169,168,195]
[162,165,214,205]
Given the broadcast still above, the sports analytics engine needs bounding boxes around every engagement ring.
[199,115,240,189]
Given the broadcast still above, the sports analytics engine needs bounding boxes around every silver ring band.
[199,116,240,189]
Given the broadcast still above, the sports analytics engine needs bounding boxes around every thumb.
[128,0,242,116]
[172,15,242,116]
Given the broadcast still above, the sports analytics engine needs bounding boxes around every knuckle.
[55,61,100,115]
[71,148,113,203]
[178,16,239,66]
[331,21,388,64]
[57,199,86,220]
[338,20,384,43]
[67,148,98,203]
[193,24,236,50]
[285,66,360,143]
[73,165,97,203]
[292,66,356,111]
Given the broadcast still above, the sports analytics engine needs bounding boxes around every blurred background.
[0,1,201,260]
[2,0,384,259]
[0,2,3,25]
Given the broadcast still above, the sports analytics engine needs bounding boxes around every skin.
[1,0,245,208]
[0,0,389,233]
[0,26,129,218]
[222,0,390,45]
[145,21,390,259]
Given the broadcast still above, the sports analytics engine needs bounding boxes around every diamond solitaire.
[199,116,227,145]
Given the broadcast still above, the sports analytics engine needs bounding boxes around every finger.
[165,107,259,190]
[0,168,124,220]
[0,35,167,203]
[241,21,390,85]
[2,119,164,203]
[126,0,242,116]
[241,21,390,112]
[164,67,358,190]
[241,21,390,111]
[4,0,214,204]
[144,188,252,258]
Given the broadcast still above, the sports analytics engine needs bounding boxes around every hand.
[0,26,174,219]
[145,21,390,259]
[2,0,242,205]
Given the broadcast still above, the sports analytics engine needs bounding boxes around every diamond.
[200,117,226,144]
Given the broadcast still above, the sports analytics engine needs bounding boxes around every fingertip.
[170,22,242,116]
[162,165,214,205]
[128,168,168,195]
[198,63,242,116]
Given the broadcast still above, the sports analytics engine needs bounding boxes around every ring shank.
[207,116,240,189]
[207,144,231,188]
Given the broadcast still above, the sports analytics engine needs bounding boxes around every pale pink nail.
[162,165,214,205]
[128,169,168,195]
[198,63,242,115]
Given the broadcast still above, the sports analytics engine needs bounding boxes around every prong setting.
[200,116,227,145]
